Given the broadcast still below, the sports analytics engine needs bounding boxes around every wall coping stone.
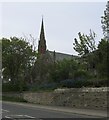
[54,87,109,93]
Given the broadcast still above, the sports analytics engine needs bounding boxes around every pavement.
[2,101,108,118]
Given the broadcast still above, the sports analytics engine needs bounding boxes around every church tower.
[38,18,47,55]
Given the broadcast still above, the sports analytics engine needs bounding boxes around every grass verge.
[2,96,27,103]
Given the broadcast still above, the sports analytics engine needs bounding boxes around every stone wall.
[23,87,108,110]
[3,87,108,110]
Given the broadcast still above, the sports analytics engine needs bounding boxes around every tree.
[2,37,36,90]
[101,1,109,39]
[101,1,109,80]
[0,40,1,66]
[30,52,53,84]
[73,30,96,56]
[96,39,109,78]
[49,59,79,82]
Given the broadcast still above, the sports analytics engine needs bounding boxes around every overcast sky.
[0,2,107,55]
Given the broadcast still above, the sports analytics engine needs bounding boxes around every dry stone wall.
[3,87,108,110]
[23,87,108,110]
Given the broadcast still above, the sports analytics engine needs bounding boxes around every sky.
[0,1,107,55]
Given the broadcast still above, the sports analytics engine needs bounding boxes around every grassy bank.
[2,96,27,103]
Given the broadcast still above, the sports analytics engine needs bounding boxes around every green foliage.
[2,96,27,102]
[74,69,90,80]
[2,1,109,91]
[95,39,109,78]
[2,82,28,92]
[2,37,36,91]
[2,82,20,92]
[72,7,108,79]
[28,82,58,92]
[30,53,53,84]
[49,59,79,82]
[101,1,109,38]
[73,30,96,56]
[29,58,93,90]
[73,16,108,84]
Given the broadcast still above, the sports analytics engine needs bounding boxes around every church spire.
[40,17,45,39]
[38,17,47,55]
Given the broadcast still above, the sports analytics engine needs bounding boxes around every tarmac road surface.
[1,101,107,120]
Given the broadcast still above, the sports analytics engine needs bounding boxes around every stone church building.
[37,18,75,62]
[30,18,77,83]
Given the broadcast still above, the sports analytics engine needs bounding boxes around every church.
[30,18,78,83]
[37,18,76,62]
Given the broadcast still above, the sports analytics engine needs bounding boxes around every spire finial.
[42,15,44,22]
[42,15,43,19]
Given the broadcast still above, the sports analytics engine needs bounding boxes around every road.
[2,101,107,120]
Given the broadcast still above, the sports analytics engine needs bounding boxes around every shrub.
[2,83,20,92]
[2,96,27,102]
[2,82,28,92]
[28,82,58,91]
[74,70,90,80]
[60,79,88,88]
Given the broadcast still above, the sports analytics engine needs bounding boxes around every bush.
[2,82,28,92]
[28,82,58,91]
[60,79,74,88]
[28,78,108,91]
[59,78,107,88]
[74,70,90,80]
[60,79,88,88]
[2,83,20,92]
[2,96,27,102]
[87,78,108,87]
